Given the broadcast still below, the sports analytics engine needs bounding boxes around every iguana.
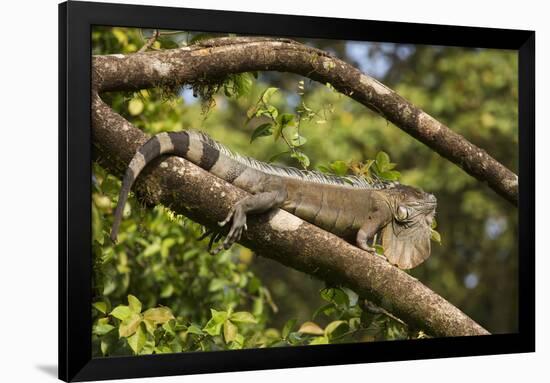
[110,130,437,269]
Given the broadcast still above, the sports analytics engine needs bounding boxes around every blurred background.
[91,26,517,355]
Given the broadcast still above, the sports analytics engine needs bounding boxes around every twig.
[138,29,160,53]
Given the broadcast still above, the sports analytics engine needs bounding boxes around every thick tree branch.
[92,37,518,205]
[92,91,489,337]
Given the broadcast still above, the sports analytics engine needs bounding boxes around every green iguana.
[110,130,437,269]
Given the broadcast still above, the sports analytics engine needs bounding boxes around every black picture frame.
[59,1,535,381]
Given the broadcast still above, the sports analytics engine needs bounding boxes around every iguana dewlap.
[111,130,437,269]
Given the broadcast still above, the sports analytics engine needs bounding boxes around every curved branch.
[92,91,489,337]
[93,37,518,205]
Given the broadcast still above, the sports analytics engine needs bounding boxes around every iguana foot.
[357,243,376,253]
[210,207,248,254]
[210,191,284,255]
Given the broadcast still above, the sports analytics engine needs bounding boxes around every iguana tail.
[111,131,194,241]
[110,130,254,242]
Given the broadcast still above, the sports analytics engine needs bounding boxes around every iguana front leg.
[212,188,287,254]
[356,217,387,253]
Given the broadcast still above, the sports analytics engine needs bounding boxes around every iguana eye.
[396,206,408,221]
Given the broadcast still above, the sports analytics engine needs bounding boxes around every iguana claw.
[210,208,247,255]
[218,208,234,227]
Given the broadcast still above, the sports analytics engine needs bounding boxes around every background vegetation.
[91,27,518,356]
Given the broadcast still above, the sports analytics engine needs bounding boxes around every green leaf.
[340,287,359,307]
[186,324,205,336]
[288,332,303,345]
[375,151,390,172]
[183,248,199,261]
[228,333,245,349]
[142,240,161,257]
[128,98,144,116]
[102,175,120,195]
[211,308,228,323]
[247,276,262,294]
[233,73,254,98]
[92,301,108,315]
[290,133,307,147]
[261,87,278,103]
[203,309,228,336]
[127,325,147,354]
[143,307,175,324]
[298,321,324,335]
[256,105,279,120]
[203,319,223,336]
[309,336,329,345]
[128,295,142,313]
[154,345,172,354]
[290,151,310,168]
[160,320,175,337]
[160,237,176,258]
[93,323,115,336]
[91,204,103,245]
[329,160,348,176]
[320,287,349,308]
[160,283,174,298]
[282,318,297,339]
[230,311,257,324]
[100,339,109,355]
[324,320,348,338]
[110,305,132,321]
[208,278,228,292]
[143,319,156,335]
[312,303,335,319]
[223,320,238,343]
[431,229,442,244]
[141,338,155,355]
[119,313,142,338]
[349,317,361,330]
[379,170,401,181]
[250,123,273,142]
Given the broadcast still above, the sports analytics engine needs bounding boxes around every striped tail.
[111,131,199,241]
[110,130,255,242]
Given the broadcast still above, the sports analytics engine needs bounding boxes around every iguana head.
[382,185,437,269]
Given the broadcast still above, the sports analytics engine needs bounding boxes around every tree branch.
[91,91,489,337]
[92,37,518,205]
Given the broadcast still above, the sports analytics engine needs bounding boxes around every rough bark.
[93,37,518,205]
[92,91,489,337]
